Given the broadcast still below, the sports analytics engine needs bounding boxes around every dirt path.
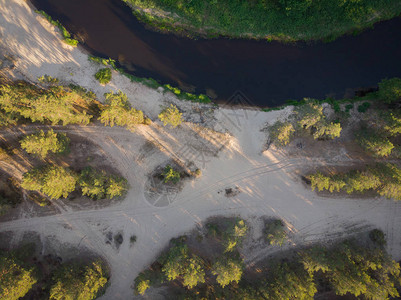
[1,1,401,299]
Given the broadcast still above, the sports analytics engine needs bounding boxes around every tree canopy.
[20,129,70,158]
[158,104,183,128]
[212,257,243,288]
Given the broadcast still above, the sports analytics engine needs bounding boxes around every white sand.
[1,1,401,299]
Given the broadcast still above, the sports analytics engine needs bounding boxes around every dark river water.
[30,0,401,107]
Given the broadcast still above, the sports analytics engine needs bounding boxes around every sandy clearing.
[1,1,401,299]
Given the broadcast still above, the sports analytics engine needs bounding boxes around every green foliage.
[0,83,95,125]
[99,91,144,131]
[161,243,205,289]
[211,257,243,288]
[374,163,401,200]
[223,219,247,253]
[0,252,37,300]
[269,121,294,146]
[378,78,401,103]
[20,129,70,158]
[162,165,180,184]
[301,242,401,299]
[357,102,371,113]
[122,0,401,41]
[78,167,128,200]
[136,279,150,295]
[357,129,394,157]
[21,165,78,199]
[36,10,78,46]
[313,121,342,140]
[369,229,386,247]
[264,219,287,246]
[95,68,112,84]
[344,170,381,194]
[380,111,401,136]
[38,75,59,85]
[261,262,317,300]
[49,261,108,300]
[158,104,182,128]
[296,100,324,130]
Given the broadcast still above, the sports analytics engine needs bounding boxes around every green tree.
[21,165,77,199]
[94,68,112,84]
[0,253,37,300]
[99,91,144,131]
[357,129,394,157]
[20,129,70,158]
[313,121,342,140]
[344,170,381,194]
[223,219,248,252]
[136,279,150,295]
[0,83,95,125]
[380,111,401,136]
[269,121,295,146]
[161,243,205,289]
[49,261,108,300]
[378,78,401,103]
[264,219,287,246]
[295,100,324,130]
[261,262,317,300]
[375,163,401,201]
[162,165,180,184]
[78,167,128,199]
[212,257,243,288]
[158,104,182,128]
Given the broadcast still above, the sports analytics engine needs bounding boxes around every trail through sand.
[1,1,401,299]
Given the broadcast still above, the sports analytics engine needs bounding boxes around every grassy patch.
[122,0,401,41]
[36,10,78,46]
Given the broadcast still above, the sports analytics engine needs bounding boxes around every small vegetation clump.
[21,165,78,199]
[36,10,78,46]
[162,165,180,184]
[95,68,112,84]
[78,166,128,200]
[49,261,108,300]
[308,163,401,200]
[0,82,96,125]
[158,104,182,128]
[20,129,70,159]
[264,219,287,246]
[99,91,144,131]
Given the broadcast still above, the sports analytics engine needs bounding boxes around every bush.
[269,121,294,146]
[356,129,394,157]
[20,129,70,158]
[223,219,248,252]
[136,279,150,295]
[158,104,182,128]
[212,257,243,288]
[99,91,144,131]
[380,111,401,136]
[295,100,324,130]
[264,219,287,246]
[357,102,371,113]
[162,165,180,184]
[21,165,78,199]
[49,261,108,300]
[313,121,342,140]
[369,229,386,247]
[378,78,401,103]
[95,68,112,84]
[78,167,128,200]
[38,75,59,85]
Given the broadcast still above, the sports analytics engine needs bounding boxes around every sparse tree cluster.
[308,164,401,200]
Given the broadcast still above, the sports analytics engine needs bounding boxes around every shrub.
[369,229,386,247]
[313,121,342,140]
[38,75,59,85]
[223,219,248,252]
[20,129,70,158]
[99,91,144,131]
[0,253,37,300]
[158,104,182,128]
[95,68,112,84]
[357,102,371,113]
[264,219,287,246]
[136,279,150,295]
[295,100,324,130]
[356,128,394,157]
[21,165,78,199]
[378,78,401,103]
[380,111,401,136]
[212,258,243,287]
[344,170,381,194]
[78,167,128,200]
[269,121,294,146]
[162,165,180,184]
[49,261,108,300]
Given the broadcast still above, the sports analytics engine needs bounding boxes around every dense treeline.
[309,163,401,200]
[123,0,401,41]
[0,245,108,300]
[134,218,400,299]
